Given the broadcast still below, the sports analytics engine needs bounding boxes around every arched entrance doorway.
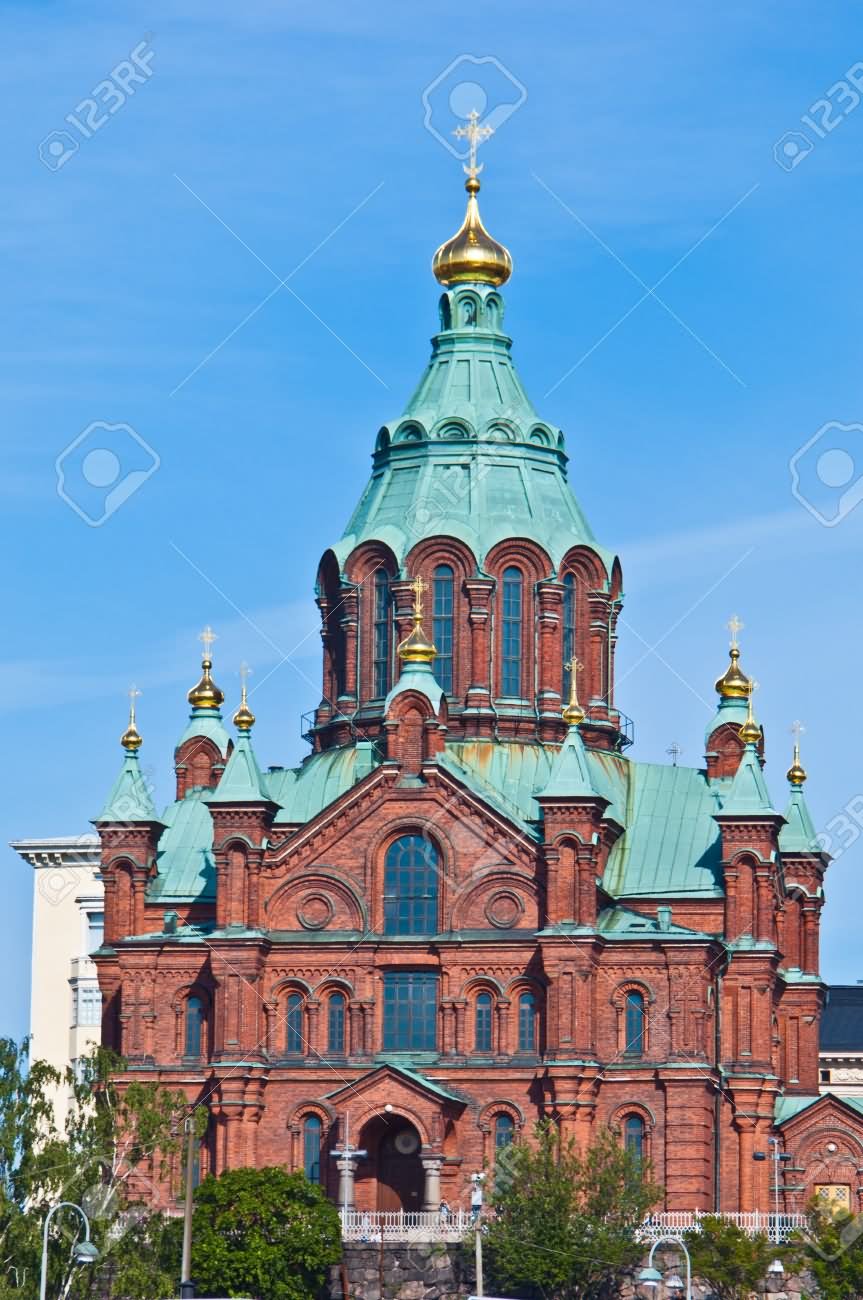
[376,1120,424,1211]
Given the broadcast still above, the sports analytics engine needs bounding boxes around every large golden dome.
[432,175,512,288]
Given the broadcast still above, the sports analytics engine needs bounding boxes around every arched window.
[495,1113,515,1149]
[562,572,576,699]
[432,564,454,695]
[517,991,536,1053]
[184,996,203,1058]
[328,993,346,1054]
[625,991,645,1056]
[501,567,523,697]
[286,993,304,1055]
[303,1115,322,1183]
[383,834,439,935]
[475,992,493,1053]
[372,569,391,698]
[624,1114,644,1161]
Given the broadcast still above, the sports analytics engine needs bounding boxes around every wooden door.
[377,1125,423,1211]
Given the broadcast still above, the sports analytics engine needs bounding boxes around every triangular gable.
[777,1091,863,1129]
[324,1062,465,1110]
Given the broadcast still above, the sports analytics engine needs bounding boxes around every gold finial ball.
[562,700,585,727]
[398,620,437,665]
[787,756,807,786]
[432,178,512,288]
[715,647,751,699]
[121,720,142,751]
[739,717,761,745]
[233,698,255,732]
[188,656,225,710]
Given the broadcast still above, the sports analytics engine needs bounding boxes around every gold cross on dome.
[199,625,217,657]
[453,109,494,179]
[411,575,428,620]
[564,657,583,679]
[239,661,252,690]
[128,683,140,721]
[791,719,805,741]
[727,614,744,648]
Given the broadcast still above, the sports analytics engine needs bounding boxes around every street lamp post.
[39,1202,99,1300]
[638,1234,692,1300]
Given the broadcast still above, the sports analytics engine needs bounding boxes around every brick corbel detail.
[463,577,495,737]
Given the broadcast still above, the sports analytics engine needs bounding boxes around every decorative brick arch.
[366,820,451,933]
[610,1101,655,1164]
[404,535,478,702]
[485,538,553,705]
[344,540,399,704]
[171,982,212,1059]
[265,869,367,933]
[611,980,653,1055]
[449,866,539,932]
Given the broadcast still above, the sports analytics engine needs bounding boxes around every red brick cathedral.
[94,155,863,1219]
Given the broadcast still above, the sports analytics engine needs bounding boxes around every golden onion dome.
[561,658,585,727]
[715,647,751,699]
[121,687,143,751]
[432,175,512,288]
[787,740,807,786]
[738,685,761,746]
[188,655,224,710]
[398,617,437,666]
[233,681,255,732]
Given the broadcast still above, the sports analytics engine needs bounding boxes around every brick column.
[464,578,494,737]
[536,580,564,741]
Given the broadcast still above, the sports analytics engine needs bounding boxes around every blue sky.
[4,0,863,1040]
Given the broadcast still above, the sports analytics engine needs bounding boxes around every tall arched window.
[501,567,523,697]
[562,572,576,699]
[432,564,454,695]
[624,1114,644,1161]
[184,996,203,1058]
[303,1115,322,1183]
[286,993,304,1055]
[328,993,346,1054]
[475,992,493,1053]
[383,834,439,935]
[495,1113,515,1149]
[625,991,645,1056]
[517,991,536,1053]
[372,569,391,698]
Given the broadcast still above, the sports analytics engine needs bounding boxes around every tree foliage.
[189,1166,342,1300]
[684,1215,784,1300]
[482,1121,662,1300]
[792,1202,863,1300]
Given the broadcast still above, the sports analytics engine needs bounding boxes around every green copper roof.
[148,787,215,902]
[776,1092,863,1125]
[206,731,274,805]
[176,707,231,759]
[385,660,445,712]
[268,743,381,825]
[96,751,159,824]
[704,695,749,746]
[718,743,777,817]
[780,784,820,854]
[537,724,596,799]
[334,283,614,575]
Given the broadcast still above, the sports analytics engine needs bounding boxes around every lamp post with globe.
[39,1202,100,1300]
[638,1234,692,1300]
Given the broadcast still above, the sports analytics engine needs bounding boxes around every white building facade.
[12,835,103,1128]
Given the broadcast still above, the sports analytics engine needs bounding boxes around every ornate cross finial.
[727,614,744,649]
[239,661,252,691]
[199,625,217,659]
[791,719,805,743]
[411,575,428,621]
[562,658,585,725]
[453,109,494,180]
[666,741,682,766]
[128,683,141,709]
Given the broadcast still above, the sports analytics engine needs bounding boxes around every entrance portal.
[377,1121,423,1211]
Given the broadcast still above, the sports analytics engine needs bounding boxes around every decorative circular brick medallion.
[297,892,335,930]
[485,889,523,929]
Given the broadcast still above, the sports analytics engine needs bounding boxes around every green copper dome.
[335,281,613,574]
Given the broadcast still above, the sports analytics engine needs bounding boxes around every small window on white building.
[74,983,102,1027]
[87,911,104,954]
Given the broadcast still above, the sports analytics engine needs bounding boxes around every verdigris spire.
[386,576,444,712]
[538,661,595,798]
[208,671,271,805]
[780,722,819,852]
[96,694,159,823]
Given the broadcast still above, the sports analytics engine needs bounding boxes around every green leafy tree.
[685,1215,784,1300]
[483,1121,662,1300]
[189,1167,341,1300]
[792,1202,863,1300]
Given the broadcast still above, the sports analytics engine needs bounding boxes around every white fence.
[341,1209,475,1242]
[341,1208,809,1244]
[639,1210,809,1244]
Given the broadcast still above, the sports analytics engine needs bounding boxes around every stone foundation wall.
[326,1243,813,1300]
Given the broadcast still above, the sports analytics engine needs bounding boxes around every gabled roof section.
[206,732,274,805]
[147,788,215,902]
[95,752,159,824]
[268,742,382,825]
[718,743,777,817]
[536,724,596,799]
[776,1091,863,1126]
[324,1061,464,1107]
[780,783,820,854]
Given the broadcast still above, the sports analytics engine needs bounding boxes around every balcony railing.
[340,1208,809,1244]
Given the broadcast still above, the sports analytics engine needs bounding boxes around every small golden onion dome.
[398,617,437,665]
[188,655,225,710]
[233,682,255,732]
[432,176,512,288]
[121,717,142,752]
[787,742,807,786]
[739,686,761,745]
[715,647,751,699]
